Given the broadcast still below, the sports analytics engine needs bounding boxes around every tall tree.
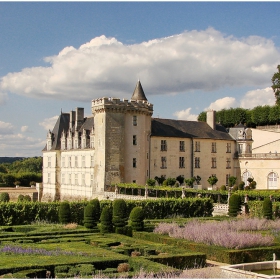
[272,65,280,105]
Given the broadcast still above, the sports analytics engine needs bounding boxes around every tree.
[146,179,156,187]
[112,199,128,233]
[59,202,71,224]
[207,175,218,188]
[263,197,273,220]
[228,176,237,188]
[185,177,195,188]
[272,65,280,105]
[129,207,145,231]
[228,194,242,217]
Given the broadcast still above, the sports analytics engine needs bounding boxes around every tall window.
[75,156,78,167]
[61,157,65,168]
[68,174,71,184]
[238,144,243,154]
[91,156,94,167]
[195,141,200,152]
[195,157,200,168]
[133,158,137,168]
[47,173,51,183]
[133,115,137,126]
[226,158,231,169]
[268,172,278,189]
[75,174,78,185]
[133,135,137,145]
[212,142,217,153]
[90,174,94,187]
[61,139,66,150]
[179,157,185,168]
[211,157,217,168]
[82,156,85,167]
[180,141,185,152]
[82,174,85,186]
[61,173,65,184]
[161,140,167,151]
[226,174,230,186]
[68,156,71,168]
[48,157,51,167]
[226,143,231,153]
[90,137,94,149]
[161,156,167,169]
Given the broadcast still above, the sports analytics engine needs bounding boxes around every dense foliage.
[263,197,273,219]
[59,202,71,224]
[0,157,42,187]
[272,65,280,105]
[0,193,10,202]
[228,194,242,217]
[197,105,280,127]
[83,204,96,229]
[129,207,145,231]
[100,206,113,233]
[112,199,128,232]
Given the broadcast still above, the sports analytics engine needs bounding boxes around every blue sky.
[0,2,280,157]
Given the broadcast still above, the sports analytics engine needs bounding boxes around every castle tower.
[91,81,153,194]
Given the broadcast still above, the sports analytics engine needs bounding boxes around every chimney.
[69,110,76,130]
[207,110,216,130]
[75,107,84,131]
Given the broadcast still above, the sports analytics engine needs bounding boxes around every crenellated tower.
[91,81,153,193]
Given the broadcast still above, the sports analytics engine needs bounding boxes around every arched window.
[242,170,252,186]
[267,172,278,189]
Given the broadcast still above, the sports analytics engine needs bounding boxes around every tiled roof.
[131,80,148,101]
[151,118,234,140]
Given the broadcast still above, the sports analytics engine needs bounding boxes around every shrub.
[185,177,195,188]
[129,207,145,231]
[0,192,10,202]
[100,206,113,233]
[228,194,242,217]
[154,175,165,185]
[59,202,71,224]
[238,181,245,190]
[165,178,176,186]
[176,175,185,185]
[263,197,273,220]
[84,204,96,229]
[228,176,237,188]
[207,175,218,187]
[89,198,101,223]
[17,194,24,202]
[146,179,156,187]
[232,185,238,192]
[220,185,226,191]
[117,263,130,273]
[112,199,128,231]
[24,195,31,202]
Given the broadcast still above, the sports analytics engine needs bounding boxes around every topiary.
[59,201,71,224]
[228,194,242,217]
[263,197,273,219]
[238,181,245,190]
[0,192,10,202]
[100,206,113,233]
[17,194,24,202]
[112,199,128,231]
[24,195,31,202]
[89,198,100,223]
[129,206,145,231]
[84,203,96,229]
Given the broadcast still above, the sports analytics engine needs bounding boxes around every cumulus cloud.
[205,97,238,111]
[21,126,31,133]
[240,87,275,109]
[0,133,44,157]
[0,28,279,101]
[39,116,58,131]
[173,108,198,121]
[0,121,14,135]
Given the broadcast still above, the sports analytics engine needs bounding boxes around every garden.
[0,191,280,278]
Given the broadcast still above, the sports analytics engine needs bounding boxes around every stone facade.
[42,81,280,201]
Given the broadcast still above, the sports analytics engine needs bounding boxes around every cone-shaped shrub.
[228,194,241,217]
[89,198,101,223]
[0,192,10,202]
[129,206,145,231]
[263,197,273,219]
[100,206,113,233]
[59,201,71,224]
[112,199,128,231]
[84,203,96,229]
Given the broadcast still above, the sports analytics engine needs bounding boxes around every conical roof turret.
[131,80,147,101]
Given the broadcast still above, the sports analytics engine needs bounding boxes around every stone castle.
[42,81,280,201]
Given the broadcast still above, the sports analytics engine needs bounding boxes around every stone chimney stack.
[207,110,216,130]
[75,107,84,131]
[69,110,76,130]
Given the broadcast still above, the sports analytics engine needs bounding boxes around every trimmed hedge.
[0,198,213,226]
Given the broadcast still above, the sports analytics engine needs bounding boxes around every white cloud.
[39,116,58,131]
[205,97,238,111]
[0,28,279,101]
[21,125,31,133]
[0,133,44,157]
[240,87,275,109]
[173,108,198,121]
[0,121,14,135]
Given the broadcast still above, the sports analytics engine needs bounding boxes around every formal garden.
[0,187,280,279]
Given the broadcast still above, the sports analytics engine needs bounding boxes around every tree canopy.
[272,65,280,105]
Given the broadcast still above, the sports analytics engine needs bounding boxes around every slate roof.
[131,80,148,101]
[151,118,234,140]
[42,113,94,151]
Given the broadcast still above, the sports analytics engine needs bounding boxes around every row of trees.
[197,105,280,128]
[0,157,42,187]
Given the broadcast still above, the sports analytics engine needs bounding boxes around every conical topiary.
[100,206,113,233]
[112,199,128,233]
[84,203,96,229]
[59,201,71,224]
[89,198,101,223]
[129,207,145,231]
[263,197,273,220]
[228,194,242,217]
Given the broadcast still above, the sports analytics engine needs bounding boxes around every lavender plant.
[154,218,276,249]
